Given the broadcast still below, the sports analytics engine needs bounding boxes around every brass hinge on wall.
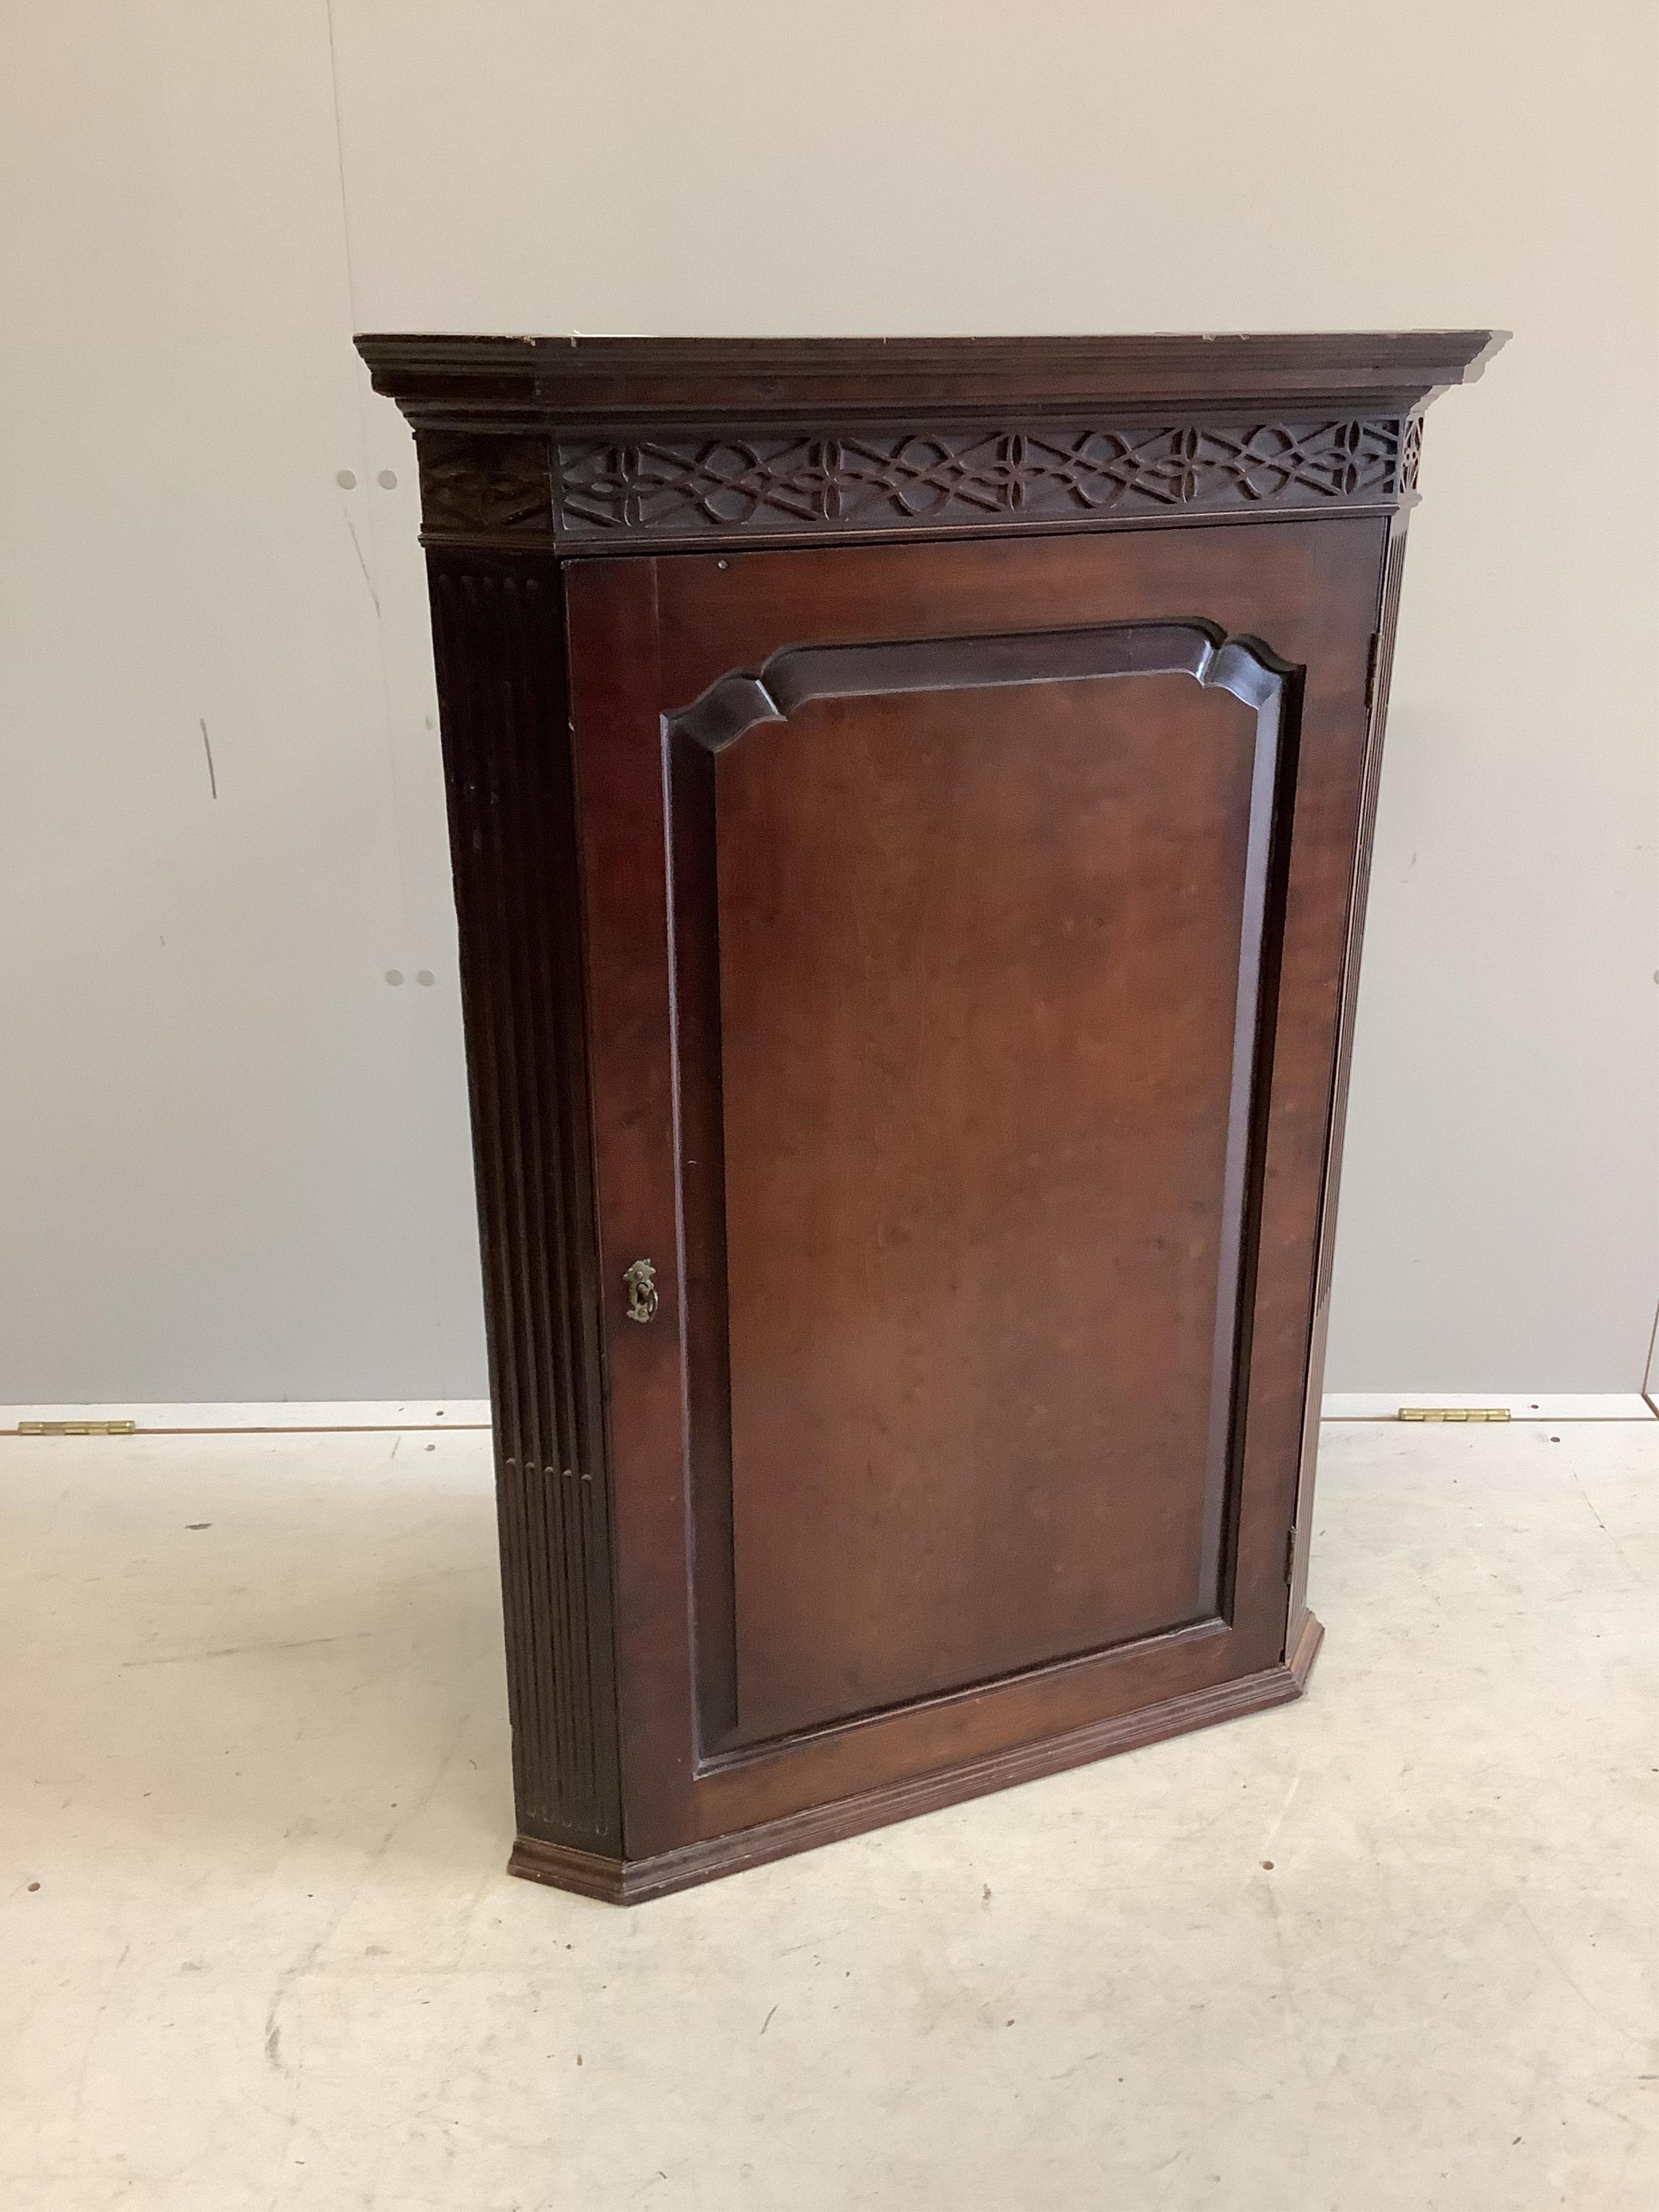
[1398,1406,1511,1423]
[16,1419,137,1437]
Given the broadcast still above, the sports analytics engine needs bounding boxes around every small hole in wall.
[336,469,358,489]
[385,969,404,986]
[377,469,398,490]
[416,970,434,987]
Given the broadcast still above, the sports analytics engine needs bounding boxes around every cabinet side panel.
[1290,509,1408,1629]
[427,550,623,1850]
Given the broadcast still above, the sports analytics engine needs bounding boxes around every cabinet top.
[358,331,1504,424]
[359,332,1505,556]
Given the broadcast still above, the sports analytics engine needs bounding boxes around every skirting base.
[509,1611,1325,1905]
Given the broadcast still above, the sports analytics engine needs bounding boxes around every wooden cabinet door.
[567,517,1385,1855]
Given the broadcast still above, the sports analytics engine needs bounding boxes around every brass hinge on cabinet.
[1364,631,1383,710]
[1398,1406,1510,1423]
[16,1419,137,1437]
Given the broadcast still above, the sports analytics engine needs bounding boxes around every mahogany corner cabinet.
[358,331,1503,1902]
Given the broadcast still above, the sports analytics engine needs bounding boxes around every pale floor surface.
[2,1422,1655,2211]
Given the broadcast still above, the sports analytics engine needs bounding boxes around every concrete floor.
[2,1420,1655,2211]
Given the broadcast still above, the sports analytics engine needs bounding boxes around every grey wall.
[3,1,1655,1402]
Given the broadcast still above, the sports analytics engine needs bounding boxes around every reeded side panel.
[426,551,622,1850]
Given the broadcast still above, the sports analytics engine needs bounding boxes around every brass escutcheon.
[623,1258,659,1324]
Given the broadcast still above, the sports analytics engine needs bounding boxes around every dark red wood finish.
[571,515,1381,1863]
[358,333,1502,1900]
[715,670,1260,1739]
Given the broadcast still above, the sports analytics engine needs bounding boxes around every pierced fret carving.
[552,417,1411,544]
[1400,413,1425,494]
[412,415,1419,549]
[417,430,554,538]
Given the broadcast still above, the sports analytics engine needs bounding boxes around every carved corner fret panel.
[356,332,1502,1903]
[416,431,556,539]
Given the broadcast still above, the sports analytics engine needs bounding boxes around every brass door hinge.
[1398,1406,1510,1424]
[16,1419,137,1437]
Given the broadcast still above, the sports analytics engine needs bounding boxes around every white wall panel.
[3,1,1654,1396]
